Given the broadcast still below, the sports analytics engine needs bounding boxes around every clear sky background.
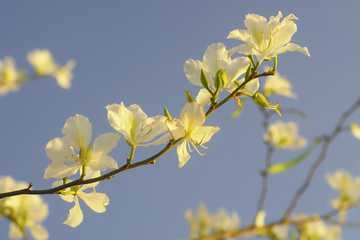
[1,1,360,240]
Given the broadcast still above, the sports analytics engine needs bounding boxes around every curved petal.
[44,161,80,179]
[9,222,23,238]
[184,59,204,86]
[166,119,186,140]
[227,29,257,49]
[196,88,213,105]
[180,102,206,132]
[238,78,260,98]
[92,133,120,156]
[62,114,92,152]
[273,43,310,57]
[88,155,118,172]
[138,132,171,147]
[45,137,78,164]
[177,140,190,168]
[63,197,83,228]
[191,126,220,144]
[137,115,168,144]
[78,192,109,213]
[226,56,250,83]
[228,44,254,57]
[29,224,49,240]
[202,43,228,77]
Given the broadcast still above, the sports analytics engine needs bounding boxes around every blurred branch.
[254,108,274,220]
[283,95,360,220]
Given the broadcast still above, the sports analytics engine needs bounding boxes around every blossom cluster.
[0,49,75,96]
[1,9,324,240]
[0,176,48,240]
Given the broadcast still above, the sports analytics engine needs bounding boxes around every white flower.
[0,57,21,96]
[54,59,76,89]
[27,49,76,89]
[350,123,360,139]
[228,11,310,64]
[166,102,220,167]
[0,176,49,240]
[294,214,341,240]
[106,102,170,147]
[326,170,360,209]
[184,43,258,105]
[44,114,120,179]
[263,70,297,99]
[263,121,306,149]
[53,172,109,228]
[185,203,240,240]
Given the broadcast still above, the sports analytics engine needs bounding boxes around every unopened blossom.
[263,121,306,149]
[44,114,120,179]
[0,57,21,96]
[0,176,49,240]
[326,170,360,210]
[228,11,310,64]
[184,42,258,105]
[166,102,220,167]
[27,49,76,89]
[264,70,297,99]
[185,203,240,240]
[106,102,170,147]
[53,172,109,228]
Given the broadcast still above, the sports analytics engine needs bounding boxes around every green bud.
[164,107,172,120]
[252,92,268,108]
[200,69,213,96]
[244,63,252,81]
[214,69,227,90]
[184,89,195,103]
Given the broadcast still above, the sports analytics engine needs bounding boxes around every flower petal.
[138,132,171,147]
[196,88,213,105]
[63,196,83,228]
[88,155,118,172]
[28,224,49,240]
[45,137,78,164]
[166,118,186,140]
[184,58,204,86]
[202,43,228,77]
[92,133,120,156]
[177,140,191,168]
[179,102,206,132]
[239,78,260,98]
[137,115,168,144]
[191,126,220,144]
[78,192,109,213]
[62,114,92,152]
[228,44,254,57]
[225,56,250,83]
[44,161,80,179]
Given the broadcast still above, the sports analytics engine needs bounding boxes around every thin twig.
[283,96,360,220]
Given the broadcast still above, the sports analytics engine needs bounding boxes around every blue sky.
[1,1,360,239]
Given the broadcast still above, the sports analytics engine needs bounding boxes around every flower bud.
[184,89,195,103]
[164,107,172,120]
[200,69,213,96]
[214,69,227,90]
[252,92,281,116]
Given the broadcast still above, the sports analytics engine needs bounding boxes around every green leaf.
[268,140,320,174]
